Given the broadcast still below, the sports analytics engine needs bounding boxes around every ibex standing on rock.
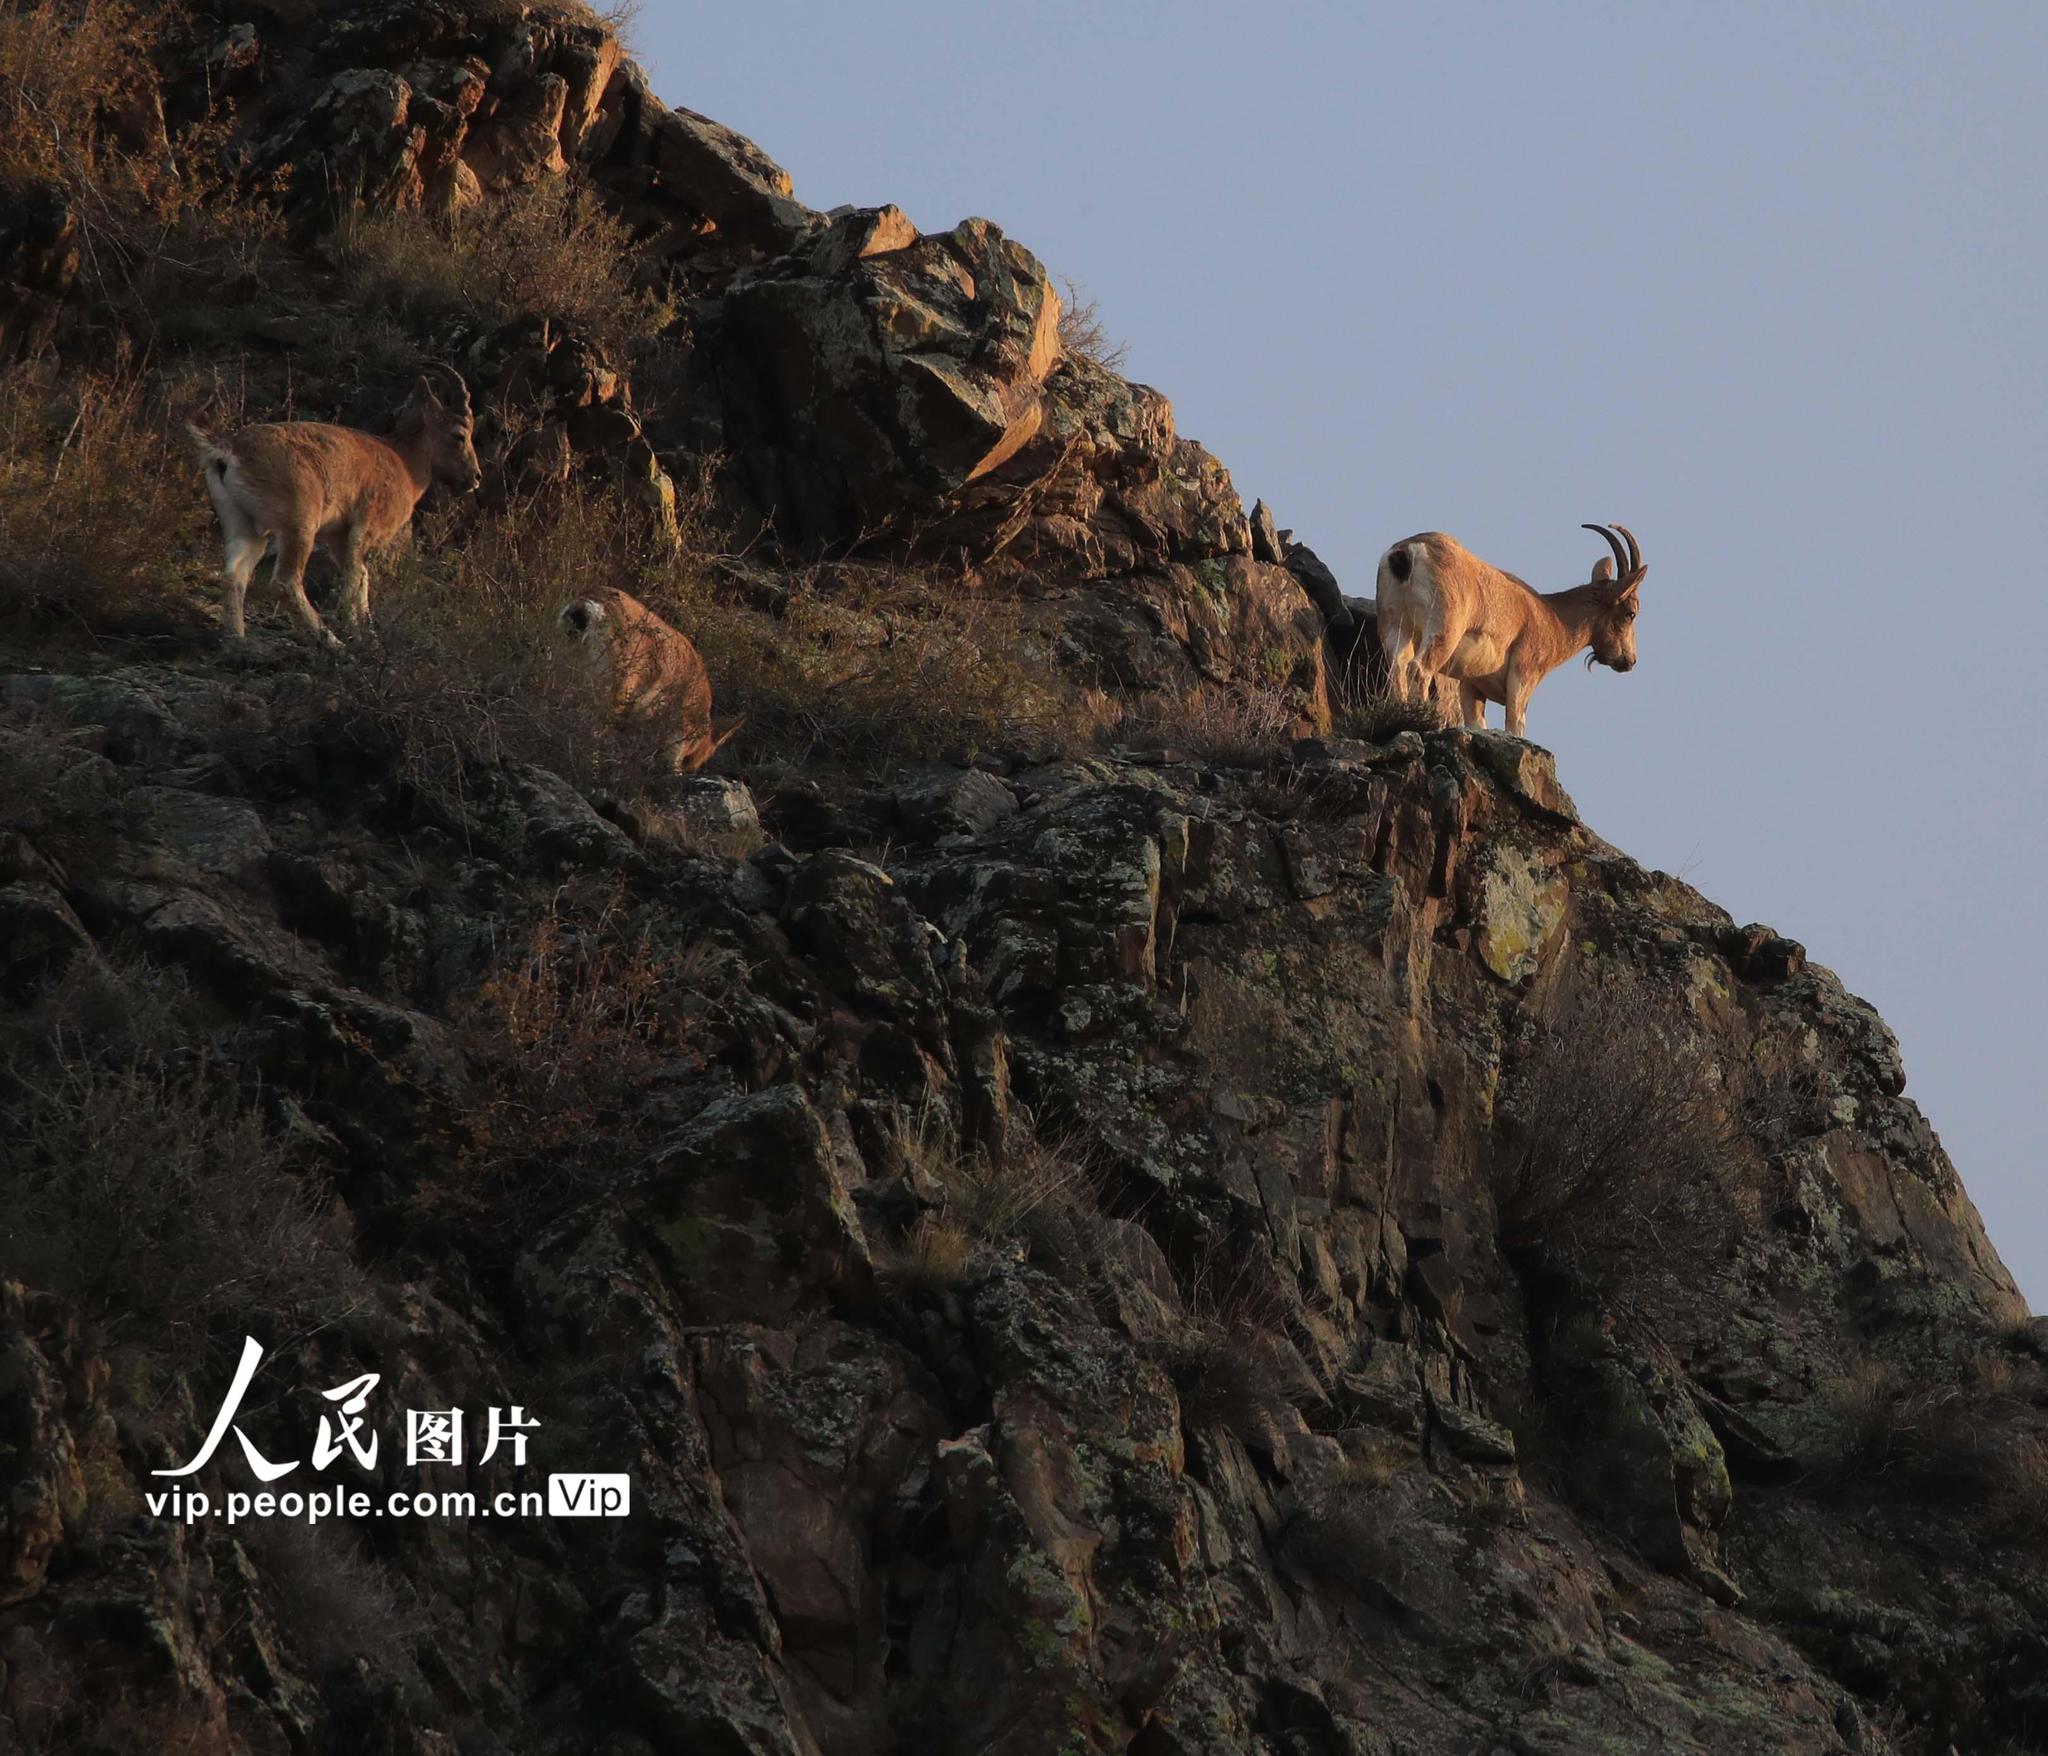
[1375,523,1647,736]
[189,370,482,648]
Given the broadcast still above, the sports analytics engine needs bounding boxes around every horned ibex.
[188,371,481,647]
[558,588,742,774]
[1376,523,1646,736]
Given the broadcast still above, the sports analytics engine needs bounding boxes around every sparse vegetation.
[0,362,227,631]
[877,1212,976,1295]
[0,958,363,1358]
[1279,1467,1414,1607]
[439,888,720,1232]
[1815,1355,2048,1544]
[241,1518,430,1678]
[1335,684,1451,743]
[878,1118,1096,1297]
[333,180,677,351]
[1492,980,1751,1287]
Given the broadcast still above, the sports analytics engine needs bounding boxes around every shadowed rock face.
[1,651,2039,1755]
[3,5,2045,1753]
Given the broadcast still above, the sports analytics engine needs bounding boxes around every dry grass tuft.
[1335,686,1450,743]
[877,1116,1096,1297]
[877,1213,975,1295]
[1120,679,1298,768]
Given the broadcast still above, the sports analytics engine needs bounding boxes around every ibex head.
[399,369,482,495]
[1580,522,1646,672]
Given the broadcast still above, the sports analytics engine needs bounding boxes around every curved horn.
[1581,522,1629,579]
[1610,522,1642,574]
[429,364,472,416]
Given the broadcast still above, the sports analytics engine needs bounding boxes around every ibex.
[188,370,481,648]
[1376,523,1646,736]
[558,588,742,774]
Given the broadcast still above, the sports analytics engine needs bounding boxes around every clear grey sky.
[635,3,2048,1307]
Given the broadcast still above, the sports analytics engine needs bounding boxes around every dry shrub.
[0,966,363,1356]
[2,0,291,342]
[0,362,226,631]
[1987,1432,2048,1550]
[1493,981,1750,1286]
[0,0,157,189]
[0,711,127,869]
[333,179,675,351]
[1819,1357,2048,1541]
[1156,1251,1309,1443]
[1056,279,1128,374]
[241,1518,428,1677]
[1279,1473,1414,1608]
[439,893,718,1230]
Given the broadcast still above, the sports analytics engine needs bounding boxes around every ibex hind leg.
[219,533,266,638]
[271,530,341,650]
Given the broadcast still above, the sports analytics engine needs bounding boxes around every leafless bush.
[1154,1249,1309,1442]
[0,0,156,189]
[1817,1358,2048,1536]
[693,567,1094,768]
[241,1518,428,1677]
[1279,1471,1414,1607]
[1056,279,1128,374]
[434,890,720,1233]
[0,994,363,1355]
[1493,981,1749,1285]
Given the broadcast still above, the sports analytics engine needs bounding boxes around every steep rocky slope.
[3,6,2046,1755]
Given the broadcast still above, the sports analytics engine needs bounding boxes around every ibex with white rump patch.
[188,370,481,648]
[1375,523,1647,736]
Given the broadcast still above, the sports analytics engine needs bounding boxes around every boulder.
[717,217,1062,545]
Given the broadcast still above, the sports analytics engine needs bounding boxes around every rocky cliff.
[2,6,2045,1755]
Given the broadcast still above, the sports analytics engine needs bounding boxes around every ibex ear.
[413,374,440,407]
[1591,557,1615,583]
